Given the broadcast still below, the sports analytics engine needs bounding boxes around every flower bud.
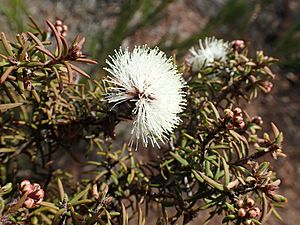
[248,209,257,218]
[238,208,246,217]
[234,116,244,124]
[237,199,244,208]
[233,107,242,115]
[226,123,234,130]
[262,81,273,93]
[231,40,245,51]
[246,198,255,208]
[253,207,261,217]
[251,116,263,126]
[55,20,63,26]
[20,180,31,190]
[32,183,41,191]
[62,25,68,32]
[238,121,246,129]
[24,198,35,209]
[20,183,34,194]
[35,189,45,202]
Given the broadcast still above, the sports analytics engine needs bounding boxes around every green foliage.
[0,18,287,225]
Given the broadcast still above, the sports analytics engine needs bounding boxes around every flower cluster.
[224,107,246,129]
[186,37,230,71]
[19,180,44,209]
[104,46,186,148]
[54,19,68,37]
[236,197,261,225]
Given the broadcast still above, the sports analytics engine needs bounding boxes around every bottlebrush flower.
[104,46,186,148]
[187,37,230,71]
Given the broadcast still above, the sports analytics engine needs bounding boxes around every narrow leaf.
[170,152,188,166]
[57,178,65,202]
[0,66,15,84]
[69,63,91,78]
[1,32,14,56]
[196,170,224,191]
[121,202,128,225]
[46,20,63,58]
[0,102,22,111]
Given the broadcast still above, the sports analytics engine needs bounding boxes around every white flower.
[104,46,186,148]
[187,37,230,71]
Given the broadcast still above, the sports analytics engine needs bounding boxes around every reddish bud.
[238,208,246,217]
[251,116,263,126]
[231,40,245,51]
[24,198,35,209]
[248,209,257,218]
[226,123,234,130]
[262,81,273,93]
[32,183,41,191]
[238,121,246,129]
[253,207,261,217]
[35,189,45,202]
[233,107,242,115]
[234,116,244,123]
[246,198,255,208]
[55,20,63,26]
[20,180,31,190]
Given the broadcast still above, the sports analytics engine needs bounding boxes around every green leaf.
[271,122,280,137]
[69,184,90,205]
[252,219,262,225]
[121,202,128,225]
[192,169,204,183]
[52,208,66,225]
[222,214,236,223]
[0,182,12,195]
[193,170,224,191]
[170,152,189,166]
[257,162,269,175]
[208,101,220,120]
[57,178,65,202]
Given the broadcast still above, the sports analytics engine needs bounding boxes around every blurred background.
[0,0,299,224]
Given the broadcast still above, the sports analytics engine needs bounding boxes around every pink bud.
[231,40,245,51]
[226,123,234,130]
[35,189,45,202]
[21,184,35,194]
[20,180,31,190]
[238,121,246,129]
[248,209,257,218]
[246,198,255,208]
[253,207,261,217]
[24,198,35,209]
[234,116,244,124]
[32,183,41,191]
[55,20,63,26]
[238,208,246,217]
[62,25,68,31]
[233,107,242,115]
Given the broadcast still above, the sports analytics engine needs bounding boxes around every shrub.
[0,19,286,225]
